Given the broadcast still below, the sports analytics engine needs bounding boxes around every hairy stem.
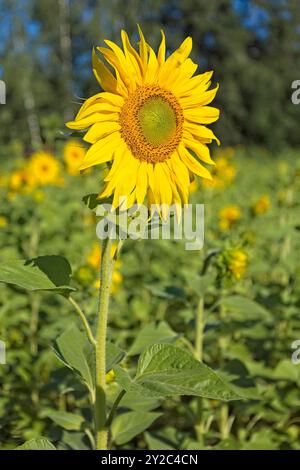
[194,297,205,444]
[95,237,114,450]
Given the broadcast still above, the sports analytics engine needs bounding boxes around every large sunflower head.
[67,27,220,217]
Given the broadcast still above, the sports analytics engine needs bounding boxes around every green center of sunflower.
[138,97,177,147]
[119,85,184,163]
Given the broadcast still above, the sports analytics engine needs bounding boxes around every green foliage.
[16,437,56,450]
[1,148,300,450]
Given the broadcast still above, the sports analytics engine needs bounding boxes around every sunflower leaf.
[0,256,76,295]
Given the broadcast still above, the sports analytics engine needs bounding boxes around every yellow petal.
[112,154,139,208]
[184,123,220,145]
[173,71,213,97]
[154,163,172,205]
[121,30,143,83]
[137,25,148,69]
[79,133,120,170]
[159,36,192,84]
[184,106,220,124]
[157,30,166,65]
[101,148,133,197]
[168,152,189,204]
[79,103,119,119]
[183,139,215,165]
[66,114,103,130]
[97,46,131,91]
[76,93,103,119]
[104,144,127,182]
[145,46,159,83]
[136,162,148,205]
[178,145,212,180]
[92,48,119,94]
[99,92,125,108]
[180,84,219,108]
[84,122,121,144]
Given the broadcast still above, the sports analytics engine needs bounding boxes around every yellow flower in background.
[203,152,237,190]
[63,140,86,175]
[0,216,7,228]
[105,369,116,384]
[189,179,198,194]
[76,266,95,285]
[0,173,7,187]
[28,151,62,186]
[67,27,220,219]
[88,242,122,293]
[228,249,248,280]
[219,205,241,231]
[8,169,36,195]
[88,242,102,269]
[252,195,270,215]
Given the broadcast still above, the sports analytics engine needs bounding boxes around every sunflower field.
[1,142,300,450]
[1,0,300,454]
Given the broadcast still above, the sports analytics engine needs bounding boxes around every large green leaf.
[44,410,84,431]
[54,326,124,394]
[115,344,241,401]
[128,321,178,356]
[53,326,95,394]
[120,392,161,412]
[144,432,175,450]
[0,256,75,295]
[219,295,271,320]
[17,437,56,450]
[111,411,161,445]
[273,359,300,383]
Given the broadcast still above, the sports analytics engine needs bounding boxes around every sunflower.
[219,205,241,231]
[8,169,36,195]
[228,249,248,280]
[28,151,62,186]
[203,150,236,190]
[252,195,270,215]
[63,140,86,175]
[67,27,219,218]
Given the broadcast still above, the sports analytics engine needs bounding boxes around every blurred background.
[0,0,300,158]
[1,0,300,451]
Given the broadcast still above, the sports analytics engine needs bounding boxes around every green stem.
[194,297,205,444]
[106,389,126,428]
[95,237,114,450]
[195,297,204,361]
[29,293,40,407]
[220,403,229,440]
[68,296,96,347]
